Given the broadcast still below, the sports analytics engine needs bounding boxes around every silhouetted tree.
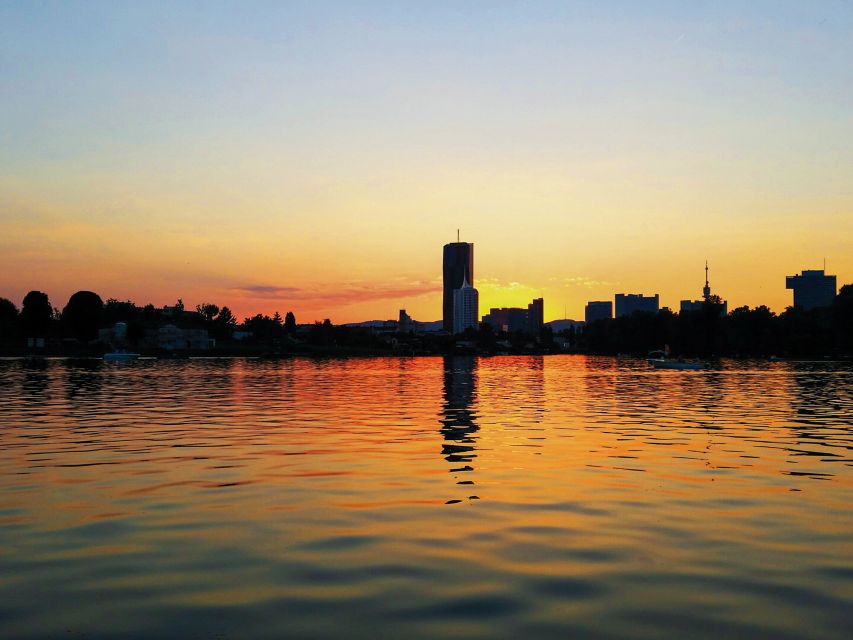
[285,311,296,333]
[476,322,496,351]
[196,303,220,323]
[103,299,139,324]
[210,306,236,340]
[216,306,236,326]
[727,305,777,356]
[241,313,284,341]
[20,291,53,338]
[780,305,832,357]
[308,319,335,345]
[0,298,19,345]
[834,285,853,354]
[62,291,104,343]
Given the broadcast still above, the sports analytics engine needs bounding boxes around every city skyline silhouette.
[2,4,851,323]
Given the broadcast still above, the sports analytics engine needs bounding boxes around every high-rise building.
[482,299,544,334]
[786,269,837,310]
[527,298,544,334]
[482,307,525,332]
[615,293,659,317]
[398,309,412,333]
[585,301,612,324]
[443,241,474,332]
[452,271,479,334]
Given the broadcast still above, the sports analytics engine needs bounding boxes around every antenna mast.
[457,228,460,243]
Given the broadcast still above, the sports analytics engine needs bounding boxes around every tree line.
[0,290,298,351]
[577,285,853,357]
[2,285,851,357]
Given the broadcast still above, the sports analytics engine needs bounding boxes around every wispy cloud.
[561,276,615,289]
[235,284,303,296]
[476,277,537,292]
[231,280,440,306]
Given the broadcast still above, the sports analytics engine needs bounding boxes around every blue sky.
[1,1,851,320]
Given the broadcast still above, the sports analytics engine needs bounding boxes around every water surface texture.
[1,356,852,639]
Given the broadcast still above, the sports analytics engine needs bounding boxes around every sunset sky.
[1,2,851,323]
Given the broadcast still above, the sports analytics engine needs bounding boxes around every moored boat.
[104,351,140,362]
[648,358,705,370]
[647,348,706,370]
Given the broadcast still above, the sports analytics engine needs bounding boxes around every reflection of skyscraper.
[440,356,479,470]
[443,241,474,332]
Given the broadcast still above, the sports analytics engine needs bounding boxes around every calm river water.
[1,356,851,639]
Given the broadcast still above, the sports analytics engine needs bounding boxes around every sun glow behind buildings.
[1,2,851,322]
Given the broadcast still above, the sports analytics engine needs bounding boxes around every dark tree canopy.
[285,311,296,332]
[0,297,18,322]
[20,290,53,336]
[208,306,236,340]
[196,303,220,323]
[103,299,139,324]
[578,292,853,358]
[0,298,19,344]
[216,306,236,326]
[62,291,104,343]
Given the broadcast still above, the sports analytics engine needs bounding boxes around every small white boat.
[648,358,705,370]
[103,351,140,362]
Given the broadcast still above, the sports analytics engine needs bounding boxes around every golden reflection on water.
[0,356,852,639]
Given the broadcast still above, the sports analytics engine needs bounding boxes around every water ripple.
[0,356,851,639]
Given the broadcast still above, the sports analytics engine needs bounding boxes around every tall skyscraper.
[443,240,474,332]
[786,269,837,310]
[452,271,479,334]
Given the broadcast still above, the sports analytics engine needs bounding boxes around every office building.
[615,293,659,318]
[482,298,544,334]
[452,271,479,334]
[398,309,412,333]
[585,301,612,324]
[443,241,474,332]
[527,298,544,334]
[482,307,526,333]
[786,270,837,310]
